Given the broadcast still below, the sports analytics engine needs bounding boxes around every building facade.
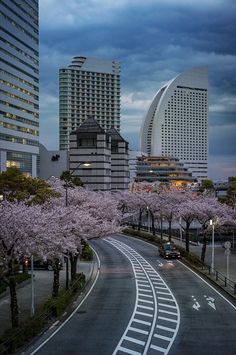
[135,156,195,186]
[59,56,121,150]
[107,128,129,190]
[140,67,208,181]
[0,0,39,176]
[69,117,129,191]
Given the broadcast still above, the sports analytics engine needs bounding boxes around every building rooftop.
[74,117,105,134]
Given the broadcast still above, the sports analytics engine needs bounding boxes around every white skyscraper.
[59,56,121,150]
[140,67,208,181]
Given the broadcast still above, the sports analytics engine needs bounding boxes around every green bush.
[0,272,30,295]
[81,244,93,261]
[0,273,86,354]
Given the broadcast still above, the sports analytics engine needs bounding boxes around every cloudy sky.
[39,0,236,180]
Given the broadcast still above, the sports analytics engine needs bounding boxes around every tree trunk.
[138,209,143,231]
[9,276,19,328]
[168,220,172,241]
[150,211,155,236]
[52,259,60,298]
[201,233,207,263]
[160,217,163,240]
[70,254,79,281]
[185,221,190,253]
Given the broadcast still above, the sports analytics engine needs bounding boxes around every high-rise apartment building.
[140,67,208,181]
[59,56,121,150]
[0,0,39,176]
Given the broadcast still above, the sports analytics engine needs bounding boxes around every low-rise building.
[135,156,195,186]
[69,117,129,191]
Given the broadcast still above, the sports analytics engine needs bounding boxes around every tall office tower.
[140,67,208,181]
[59,56,121,150]
[0,0,39,176]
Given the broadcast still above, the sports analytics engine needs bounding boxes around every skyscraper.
[59,56,121,150]
[140,67,208,181]
[0,0,39,176]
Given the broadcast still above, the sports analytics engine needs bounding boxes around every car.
[24,258,63,271]
[159,243,181,259]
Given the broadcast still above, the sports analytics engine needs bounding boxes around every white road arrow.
[208,301,216,310]
[158,262,164,267]
[204,295,216,310]
[193,302,200,311]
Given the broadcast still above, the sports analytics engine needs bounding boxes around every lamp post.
[64,162,91,290]
[31,255,35,316]
[210,219,215,273]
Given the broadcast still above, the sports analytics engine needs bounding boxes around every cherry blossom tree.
[0,201,44,327]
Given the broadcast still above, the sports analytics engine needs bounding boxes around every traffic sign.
[224,241,231,249]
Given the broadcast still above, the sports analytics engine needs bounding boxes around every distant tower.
[59,56,121,150]
[140,67,208,181]
[0,0,39,176]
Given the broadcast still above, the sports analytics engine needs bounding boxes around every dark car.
[24,258,63,271]
[159,243,181,259]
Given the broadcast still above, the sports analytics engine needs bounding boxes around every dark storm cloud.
[39,0,236,179]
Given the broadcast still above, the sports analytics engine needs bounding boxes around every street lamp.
[210,219,215,273]
[65,162,91,207]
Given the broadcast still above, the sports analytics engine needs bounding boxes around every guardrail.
[202,265,236,294]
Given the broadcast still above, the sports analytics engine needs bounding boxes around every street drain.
[76,310,87,314]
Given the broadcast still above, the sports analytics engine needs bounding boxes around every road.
[27,234,236,355]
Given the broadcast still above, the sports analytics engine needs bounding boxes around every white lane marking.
[158,303,177,310]
[150,344,166,352]
[29,246,101,355]
[154,333,172,341]
[139,288,152,292]
[192,302,201,311]
[158,316,178,323]
[138,293,153,298]
[158,297,175,301]
[136,311,153,318]
[108,237,180,355]
[204,295,216,310]
[156,291,171,295]
[138,305,154,311]
[155,286,168,290]
[156,324,175,332]
[159,309,178,316]
[124,336,145,346]
[133,318,152,326]
[179,261,236,310]
[204,295,215,302]
[138,299,154,305]
[129,327,149,335]
[118,346,141,355]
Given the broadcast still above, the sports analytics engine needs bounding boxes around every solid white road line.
[158,316,178,323]
[137,305,154,311]
[118,346,141,355]
[136,311,153,318]
[150,344,166,352]
[159,309,178,316]
[132,318,152,326]
[124,336,145,346]
[154,333,172,341]
[129,327,149,335]
[156,325,175,332]
[158,303,177,309]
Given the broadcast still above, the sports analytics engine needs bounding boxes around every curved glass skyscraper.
[140,67,208,181]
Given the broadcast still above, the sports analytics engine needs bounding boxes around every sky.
[39,0,236,180]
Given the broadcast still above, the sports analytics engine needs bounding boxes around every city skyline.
[39,0,236,180]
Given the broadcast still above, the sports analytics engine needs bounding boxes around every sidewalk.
[0,260,93,336]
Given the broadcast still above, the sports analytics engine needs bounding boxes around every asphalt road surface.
[27,234,236,355]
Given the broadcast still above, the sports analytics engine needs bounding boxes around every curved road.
[27,234,236,355]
